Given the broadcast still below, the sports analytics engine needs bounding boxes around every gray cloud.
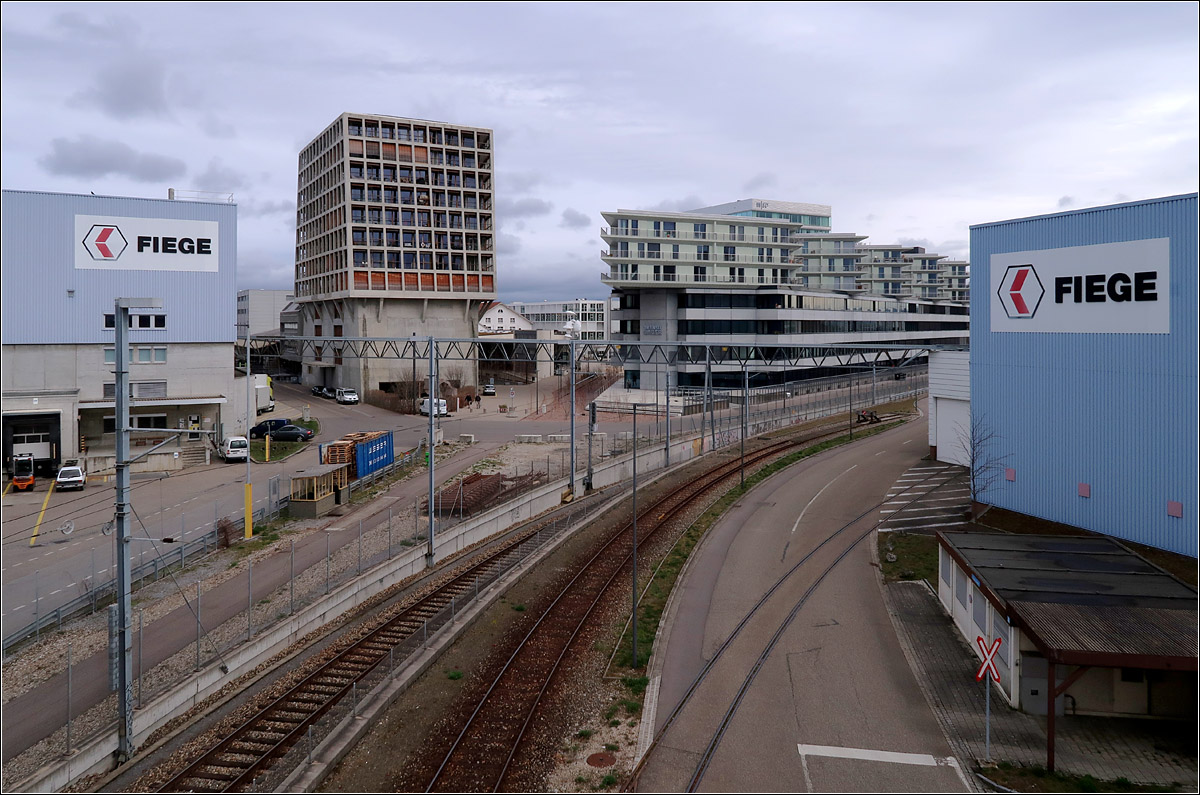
[497,197,553,219]
[742,172,777,193]
[73,56,171,119]
[241,199,295,219]
[640,195,707,213]
[497,232,523,255]
[193,160,246,192]
[201,114,237,139]
[1057,195,1075,208]
[560,208,590,229]
[38,136,186,182]
[500,171,544,194]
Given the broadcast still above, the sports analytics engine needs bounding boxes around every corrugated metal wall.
[1,190,237,345]
[969,194,1197,557]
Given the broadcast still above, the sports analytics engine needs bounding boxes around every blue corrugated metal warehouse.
[2,190,238,474]
[969,194,1197,557]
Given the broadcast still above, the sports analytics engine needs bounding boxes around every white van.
[335,387,359,405]
[219,436,249,462]
[419,398,449,416]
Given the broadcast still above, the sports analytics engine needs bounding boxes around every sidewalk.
[884,580,1198,788]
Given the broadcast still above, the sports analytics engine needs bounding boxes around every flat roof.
[939,531,1198,670]
[939,532,1197,610]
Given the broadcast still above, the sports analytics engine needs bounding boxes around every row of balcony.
[600,270,969,297]
[347,125,490,149]
[601,227,818,245]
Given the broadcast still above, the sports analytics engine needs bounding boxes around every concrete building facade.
[507,298,609,340]
[2,190,237,474]
[237,289,294,337]
[600,198,970,389]
[293,113,496,395]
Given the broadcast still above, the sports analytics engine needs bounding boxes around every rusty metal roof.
[939,532,1198,669]
[1008,601,1198,669]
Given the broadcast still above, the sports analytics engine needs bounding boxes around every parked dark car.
[249,418,292,438]
[311,385,325,396]
[270,424,314,442]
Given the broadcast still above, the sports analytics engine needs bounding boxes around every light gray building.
[2,190,237,474]
[600,198,970,389]
[507,298,609,340]
[237,289,294,337]
[293,113,496,397]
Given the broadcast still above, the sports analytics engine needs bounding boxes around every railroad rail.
[421,434,814,792]
[156,508,576,793]
[627,465,966,792]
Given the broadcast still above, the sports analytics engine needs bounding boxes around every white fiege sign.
[75,215,219,272]
[990,238,1169,334]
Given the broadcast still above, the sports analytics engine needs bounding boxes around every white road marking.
[12,605,25,612]
[792,465,857,534]
[875,451,887,456]
[50,589,61,595]
[797,744,970,789]
[798,743,942,766]
[902,439,913,444]
[879,521,967,533]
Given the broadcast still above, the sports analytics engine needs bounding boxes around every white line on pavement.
[797,743,945,766]
[879,521,967,532]
[792,464,858,534]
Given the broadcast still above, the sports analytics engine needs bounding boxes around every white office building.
[507,299,609,340]
[600,198,970,389]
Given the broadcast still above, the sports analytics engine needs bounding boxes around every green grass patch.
[446,670,463,680]
[982,763,1183,792]
[513,603,526,612]
[879,532,940,582]
[576,728,593,739]
[611,421,904,671]
[249,418,321,462]
[600,773,618,788]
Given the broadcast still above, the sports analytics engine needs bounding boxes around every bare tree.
[957,413,1010,513]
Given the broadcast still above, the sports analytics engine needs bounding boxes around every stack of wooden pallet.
[323,431,390,478]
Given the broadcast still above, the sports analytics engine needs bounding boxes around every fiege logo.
[996,264,1044,319]
[83,225,128,260]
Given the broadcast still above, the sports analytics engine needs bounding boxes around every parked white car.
[335,388,360,405]
[419,398,449,416]
[55,462,85,490]
[219,436,249,462]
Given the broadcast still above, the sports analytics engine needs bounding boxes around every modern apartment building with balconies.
[293,113,496,394]
[599,198,969,389]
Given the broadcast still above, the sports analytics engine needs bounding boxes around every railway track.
[155,416,868,793]
[421,434,814,792]
[156,506,582,793]
[628,464,966,792]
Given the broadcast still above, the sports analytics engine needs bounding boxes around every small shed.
[289,463,350,518]
[936,531,1197,770]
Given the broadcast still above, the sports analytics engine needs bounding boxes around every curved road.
[637,406,970,792]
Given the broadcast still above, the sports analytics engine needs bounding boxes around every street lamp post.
[631,402,640,668]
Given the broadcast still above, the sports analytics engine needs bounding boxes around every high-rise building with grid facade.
[294,113,496,394]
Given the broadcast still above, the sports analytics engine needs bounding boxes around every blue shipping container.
[355,431,394,478]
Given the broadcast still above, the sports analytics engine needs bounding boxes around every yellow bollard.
[244,482,253,539]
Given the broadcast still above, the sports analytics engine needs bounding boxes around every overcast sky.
[2,2,1196,303]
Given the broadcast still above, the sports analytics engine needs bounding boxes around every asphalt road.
[637,407,969,792]
[2,375,908,637]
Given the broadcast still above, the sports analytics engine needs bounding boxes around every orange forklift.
[11,452,36,491]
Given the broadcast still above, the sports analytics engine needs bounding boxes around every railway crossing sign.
[976,636,1002,682]
[509,387,515,399]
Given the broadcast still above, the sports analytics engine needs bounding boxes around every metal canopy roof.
[938,531,1198,669]
[1009,602,1197,670]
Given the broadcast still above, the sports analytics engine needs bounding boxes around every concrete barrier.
[458,434,476,444]
[514,434,542,443]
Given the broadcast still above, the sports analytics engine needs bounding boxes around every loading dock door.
[934,397,971,467]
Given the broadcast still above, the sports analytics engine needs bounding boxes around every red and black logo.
[83,225,128,260]
[997,264,1044,319]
